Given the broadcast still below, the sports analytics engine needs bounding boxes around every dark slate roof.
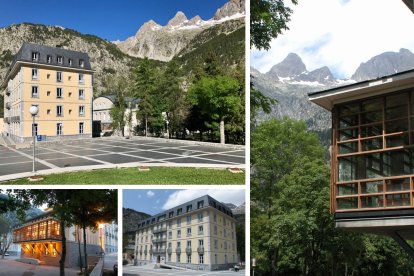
[9,42,92,72]
[136,195,235,229]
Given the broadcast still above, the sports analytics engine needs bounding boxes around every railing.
[5,102,11,109]
[197,246,204,254]
[153,248,166,254]
[167,248,172,255]
[186,247,192,255]
[144,250,147,255]
[11,116,20,122]
[4,117,10,124]
[13,234,61,243]
[175,248,181,254]
[153,227,167,234]
[152,237,167,243]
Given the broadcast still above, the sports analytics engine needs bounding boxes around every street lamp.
[29,105,39,173]
[252,258,256,276]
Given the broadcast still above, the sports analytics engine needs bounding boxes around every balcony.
[185,247,192,255]
[5,102,11,109]
[153,248,166,254]
[197,246,204,254]
[144,249,147,255]
[167,248,172,255]
[152,237,167,243]
[149,249,153,254]
[5,89,10,96]
[4,117,10,124]
[153,227,167,234]
[11,116,20,122]
[175,248,181,254]
[139,250,142,254]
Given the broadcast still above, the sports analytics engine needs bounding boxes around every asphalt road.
[123,265,245,276]
[104,252,118,275]
[0,137,245,179]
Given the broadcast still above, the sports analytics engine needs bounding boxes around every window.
[57,106,63,117]
[187,240,191,248]
[198,239,204,246]
[79,106,85,116]
[57,55,63,64]
[177,230,181,238]
[79,73,84,83]
[79,89,85,99]
[47,55,52,63]
[79,122,84,134]
[57,72,62,82]
[186,204,192,212]
[224,241,227,250]
[177,218,181,227]
[68,58,72,66]
[32,52,39,61]
[224,229,227,238]
[177,254,181,263]
[214,240,218,249]
[32,69,38,80]
[57,123,63,135]
[57,88,63,98]
[198,225,203,235]
[213,213,217,223]
[168,221,172,229]
[31,86,38,98]
[214,225,217,235]
[197,212,203,222]
[197,201,204,209]
[199,254,204,264]
[79,59,84,68]
[186,215,191,225]
[168,231,172,239]
[177,208,182,215]
[187,227,191,237]
[187,254,191,264]
[177,241,181,248]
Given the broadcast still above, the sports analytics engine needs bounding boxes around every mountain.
[115,0,245,61]
[351,48,414,81]
[122,207,151,233]
[252,49,414,144]
[0,23,139,92]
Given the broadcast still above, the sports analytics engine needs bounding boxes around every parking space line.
[38,146,112,165]
[6,147,58,169]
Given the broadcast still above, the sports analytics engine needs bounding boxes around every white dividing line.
[38,146,112,165]
[6,146,58,169]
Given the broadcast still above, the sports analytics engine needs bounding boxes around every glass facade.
[334,89,414,211]
[14,219,61,242]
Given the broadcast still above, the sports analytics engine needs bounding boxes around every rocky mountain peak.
[267,53,307,79]
[188,15,202,25]
[167,11,188,27]
[297,66,336,84]
[136,20,161,35]
[351,48,414,82]
[214,0,245,20]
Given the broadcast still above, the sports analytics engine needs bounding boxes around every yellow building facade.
[2,43,93,143]
[134,195,238,271]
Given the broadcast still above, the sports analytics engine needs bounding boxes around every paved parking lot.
[123,265,245,276]
[0,137,245,180]
[0,257,79,276]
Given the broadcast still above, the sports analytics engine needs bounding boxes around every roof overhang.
[403,0,414,13]
[308,69,414,111]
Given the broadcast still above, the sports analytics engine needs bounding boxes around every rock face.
[116,0,245,61]
[0,24,135,93]
[351,48,414,81]
[122,208,151,233]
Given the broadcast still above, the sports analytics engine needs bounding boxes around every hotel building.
[2,42,93,143]
[133,195,238,271]
[13,211,113,267]
[309,69,414,248]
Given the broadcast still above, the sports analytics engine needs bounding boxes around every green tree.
[131,58,157,137]
[110,98,126,136]
[250,81,276,127]
[0,215,12,259]
[188,76,242,144]
[251,0,298,50]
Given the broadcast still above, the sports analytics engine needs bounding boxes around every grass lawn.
[3,167,245,184]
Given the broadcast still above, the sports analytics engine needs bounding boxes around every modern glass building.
[309,69,414,242]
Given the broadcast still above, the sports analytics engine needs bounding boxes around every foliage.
[250,80,276,127]
[251,118,414,275]
[0,215,13,258]
[4,167,245,184]
[251,0,298,50]
[188,76,243,144]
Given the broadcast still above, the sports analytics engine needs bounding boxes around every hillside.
[122,207,151,233]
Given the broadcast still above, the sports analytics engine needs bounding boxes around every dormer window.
[79,59,84,68]
[57,56,63,64]
[32,52,39,61]
[47,55,52,63]
[68,58,72,66]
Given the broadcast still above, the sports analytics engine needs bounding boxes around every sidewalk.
[0,257,80,276]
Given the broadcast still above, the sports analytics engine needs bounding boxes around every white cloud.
[162,189,245,210]
[146,190,155,198]
[251,0,414,79]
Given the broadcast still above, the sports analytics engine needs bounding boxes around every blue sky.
[251,0,414,79]
[123,189,245,216]
[0,0,228,41]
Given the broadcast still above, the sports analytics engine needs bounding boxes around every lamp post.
[252,258,256,276]
[29,105,39,173]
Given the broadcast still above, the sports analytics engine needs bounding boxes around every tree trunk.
[145,115,148,137]
[59,220,66,276]
[77,226,83,273]
[83,226,88,276]
[220,119,225,144]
